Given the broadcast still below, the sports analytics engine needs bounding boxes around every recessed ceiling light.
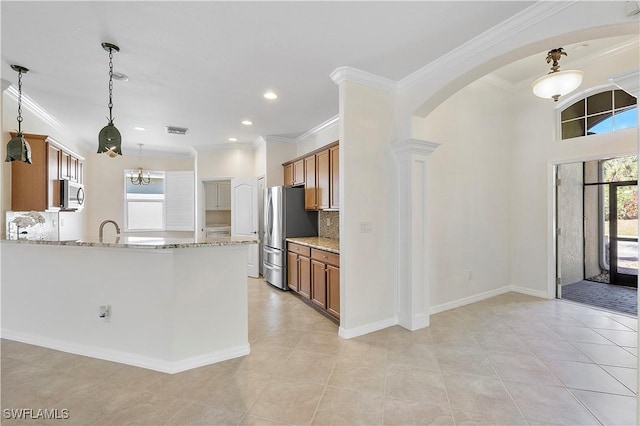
[112,72,129,82]
[241,120,253,126]
[228,137,238,142]
[263,91,278,100]
[133,126,146,131]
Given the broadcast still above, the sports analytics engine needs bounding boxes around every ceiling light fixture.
[263,91,278,100]
[133,126,146,131]
[531,47,583,102]
[97,42,123,156]
[5,65,32,164]
[130,143,150,185]
[241,120,253,126]
[228,137,238,142]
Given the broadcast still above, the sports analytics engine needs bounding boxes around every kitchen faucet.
[99,220,121,241]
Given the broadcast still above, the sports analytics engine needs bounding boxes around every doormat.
[562,280,637,316]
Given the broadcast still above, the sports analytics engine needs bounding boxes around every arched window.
[560,89,637,139]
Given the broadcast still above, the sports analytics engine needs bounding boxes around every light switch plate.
[360,222,372,233]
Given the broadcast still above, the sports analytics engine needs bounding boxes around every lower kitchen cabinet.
[326,264,340,318]
[311,260,327,308]
[287,243,311,299]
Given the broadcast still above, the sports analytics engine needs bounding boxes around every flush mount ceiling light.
[531,47,583,102]
[5,65,32,164]
[130,143,150,185]
[133,126,146,131]
[241,120,253,126]
[228,137,238,142]
[263,91,278,100]
[97,42,123,156]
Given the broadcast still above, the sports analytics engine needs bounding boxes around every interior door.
[231,177,259,278]
[609,182,638,287]
[257,176,265,276]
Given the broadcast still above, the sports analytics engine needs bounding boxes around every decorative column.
[392,139,440,330]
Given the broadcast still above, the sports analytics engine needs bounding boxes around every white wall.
[297,120,339,157]
[339,81,397,335]
[422,78,512,307]
[265,139,297,188]
[510,48,638,296]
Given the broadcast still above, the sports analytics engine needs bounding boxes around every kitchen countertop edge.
[1,237,258,250]
[286,237,340,254]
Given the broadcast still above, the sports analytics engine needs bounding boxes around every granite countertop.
[1,235,258,250]
[286,237,340,254]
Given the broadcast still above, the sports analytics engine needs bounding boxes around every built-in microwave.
[60,179,85,210]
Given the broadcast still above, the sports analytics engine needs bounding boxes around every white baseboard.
[0,329,250,374]
[510,285,552,299]
[339,316,398,339]
[430,286,512,315]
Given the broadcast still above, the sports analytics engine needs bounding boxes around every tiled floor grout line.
[429,327,459,426]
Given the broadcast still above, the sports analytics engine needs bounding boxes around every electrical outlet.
[326,217,331,226]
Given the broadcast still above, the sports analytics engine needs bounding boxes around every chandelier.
[97,42,123,156]
[5,65,32,163]
[130,144,150,185]
[531,48,583,102]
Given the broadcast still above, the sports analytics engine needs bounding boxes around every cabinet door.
[284,164,293,186]
[316,149,330,210]
[204,182,218,210]
[329,145,339,209]
[60,152,70,179]
[47,144,61,209]
[326,264,340,318]
[293,159,305,186]
[77,161,84,184]
[287,252,299,292]
[304,155,317,210]
[217,182,231,210]
[311,259,327,309]
[298,255,311,299]
[69,157,78,182]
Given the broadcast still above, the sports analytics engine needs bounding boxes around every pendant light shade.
[5,65,32,164]
[97,42,123,156]
[531,48,583,102]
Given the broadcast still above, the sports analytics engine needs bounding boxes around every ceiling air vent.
[166,126,189,135]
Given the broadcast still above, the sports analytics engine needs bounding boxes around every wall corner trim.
[295,114,339,143]
[338,317,398,339]
[329,66,399,94]
[391,139,441,157]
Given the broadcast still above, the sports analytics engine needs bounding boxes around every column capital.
[392,139,441,157]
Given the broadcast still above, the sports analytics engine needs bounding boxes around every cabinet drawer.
[311,248,339,266]
[288,243,310,257]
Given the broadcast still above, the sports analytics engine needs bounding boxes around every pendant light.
[531,48,583,102]
[130,144,151,185]
[5,65,32,163]
[97,42,123,156]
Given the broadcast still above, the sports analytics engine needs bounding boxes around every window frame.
[123,170,166,232]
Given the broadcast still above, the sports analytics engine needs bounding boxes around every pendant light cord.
[107,48,114,124]
[16,70,23,134]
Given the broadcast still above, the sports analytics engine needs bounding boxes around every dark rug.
[562,280,637,316]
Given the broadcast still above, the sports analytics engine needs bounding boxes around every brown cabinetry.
[284,163,293,186]
[10,133,84,211]
[287,243,311,299]
[329,145,339,209]
[293,159,305,186]
[304,155,316,210]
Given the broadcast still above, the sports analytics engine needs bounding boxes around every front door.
[608,182,638,287]
[231,177,259,278]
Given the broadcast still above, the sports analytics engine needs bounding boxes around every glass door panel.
[610,184,638,287]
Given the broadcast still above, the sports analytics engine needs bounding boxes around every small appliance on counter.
[263,186,318,290]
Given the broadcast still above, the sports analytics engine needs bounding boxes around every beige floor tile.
[336,339,388,366]
[572,341,638,368]
[605,313,638,331]
[473,331,531,354]
[571,389,638,426]
[545,359,635,395]
[487,352,562,386]
[296,331,346,355]
[503,380,599,425]
[523,338,592,363]
[430,332,482,352]
[601,365,638,394]
[246,378,325,425]
[102,364,167,392]
[450,408,527,425]
[311,386,384,425]
[273,348,336,384]
[550,325,615,344]
[165,402,244,425]
[442,372,522,419]
[387,341,439,371]
[507,323,565,341]
[386,324,433,346]
[382,396,453,425]
[385,365,449,406]
[570,313,636,331]
[144,362,230,402]
[435,347,496,377]
[93,391,186,425]
[594,328,638,347]
[239,415,288,425]
[624,346,638,356]
[254,327,307,350]
[328,358,386,395]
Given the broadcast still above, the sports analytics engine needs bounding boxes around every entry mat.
[562,280,637,316]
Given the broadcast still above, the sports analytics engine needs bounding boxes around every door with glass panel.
[608,182,638,287]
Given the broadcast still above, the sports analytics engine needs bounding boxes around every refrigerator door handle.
[264,246,280,254]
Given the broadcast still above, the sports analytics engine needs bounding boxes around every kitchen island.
[0,235,258,373]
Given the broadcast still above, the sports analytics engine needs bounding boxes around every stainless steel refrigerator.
[263,186,318,290]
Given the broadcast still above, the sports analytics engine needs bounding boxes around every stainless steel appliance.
[60,179,85,210]
[263,186,317,290]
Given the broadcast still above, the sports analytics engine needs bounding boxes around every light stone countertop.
[1,235,258,250]
[286,237,340,254]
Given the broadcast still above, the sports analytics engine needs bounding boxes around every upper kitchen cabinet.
[10,133,84,211]
[329,145,339,209]
[204,181,231,210]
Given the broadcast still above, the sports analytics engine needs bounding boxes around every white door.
[231,177,259,277]
[257,176,265,276]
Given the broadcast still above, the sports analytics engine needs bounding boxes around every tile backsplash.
[5,211,59,240]
[318,210,339,240]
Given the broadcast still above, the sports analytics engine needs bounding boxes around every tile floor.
[1,278,638,425]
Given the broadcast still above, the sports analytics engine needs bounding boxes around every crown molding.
[265,136,297,144]
[392,139,441,157]
[295,114,339,142]
[5,86,63,129]
[1,79,11,92]
[608,68,640,98]
[398,1,576,92]
[330,66,398,94]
